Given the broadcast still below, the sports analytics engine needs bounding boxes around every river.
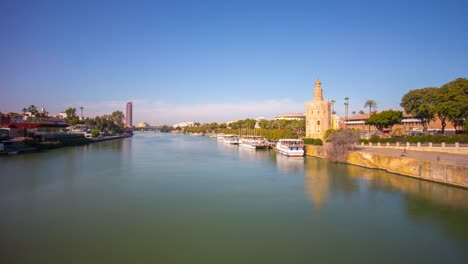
[1,132,467,263]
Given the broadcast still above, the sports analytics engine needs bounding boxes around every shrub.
[303,138,323,146]
[326,130,360,162]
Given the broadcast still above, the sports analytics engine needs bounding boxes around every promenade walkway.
[356,147,468,167]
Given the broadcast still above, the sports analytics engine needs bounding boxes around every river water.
[1,133,467,263]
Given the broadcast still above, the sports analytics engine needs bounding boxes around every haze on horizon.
[1,0,467,125]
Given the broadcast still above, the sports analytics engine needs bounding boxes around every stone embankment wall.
[305,145,468,188]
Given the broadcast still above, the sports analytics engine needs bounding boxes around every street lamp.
[344,97,349,129]
[80,106,84,120]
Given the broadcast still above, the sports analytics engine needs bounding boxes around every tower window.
[317,121,320,125]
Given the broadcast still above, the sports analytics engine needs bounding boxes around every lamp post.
[344,97,349,129]
[80,106,84,120]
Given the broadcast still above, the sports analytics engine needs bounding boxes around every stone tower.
[306,80,332,139]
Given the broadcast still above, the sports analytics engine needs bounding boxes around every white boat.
[223,134,239,145]
[216,133,225,141]
[276,139,304,157]
[239,136,269,149]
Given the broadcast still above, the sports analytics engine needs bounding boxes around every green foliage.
[160,125,172,133]
[303,138,323,146]
[364,99,377,114]
[365,110,403,132]
[184,119,305,139]
[400,87,437,132]
[110,111,125,127]
[27,105,39,116]
[359,134,468,144]
[323,129,337,140]
[437,78,468,131]
[400,78,467,133]
[90,129,100,138]
[64,107,81,125]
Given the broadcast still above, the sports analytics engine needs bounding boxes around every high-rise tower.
[305,80,332,139]
[126,102,133,127]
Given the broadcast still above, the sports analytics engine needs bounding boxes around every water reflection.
[346,165,468,210]
[345,165,468,243]
[237,146,270,162]
[304,158,330,209]
[275,154,304,174]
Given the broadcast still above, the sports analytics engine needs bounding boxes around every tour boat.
[239,136,269,149]
[216,133,225,141]
[222,134,239,145]
[276,139,305,157]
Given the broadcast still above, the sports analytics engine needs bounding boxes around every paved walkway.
[356,147,468,167]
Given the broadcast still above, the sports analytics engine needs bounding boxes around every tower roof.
[314,80,323,101]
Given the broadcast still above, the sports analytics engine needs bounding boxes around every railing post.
[455,142,459,148]
[417,142,421,148]
[386,142,390,147]
[369,142,372,147]
[406,142,410,148]
[429,142,432,148]
[396,142,400,147]
[377,142,381,147]
[442,142,445,148]
[361,142,364,146]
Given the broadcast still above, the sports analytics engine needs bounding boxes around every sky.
[1,0,467,125]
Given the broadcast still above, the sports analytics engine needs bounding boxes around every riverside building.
[305,80,332,140]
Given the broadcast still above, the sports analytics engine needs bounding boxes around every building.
[343,112,457,133]
[275,112,306,120]
[305,80,332,139]
[172,121,194,128]
[126,102,133,127]
[136,122,150,129]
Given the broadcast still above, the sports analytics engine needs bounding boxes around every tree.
[365,110,403,133]
[64,107,80,125]
[400,87,437,133]
[326,129,360,162]
[364,99,377,133]
[21,107,28,115]
[359,110,365,115]
[110,110,125,127]
[438,78,468,131]
[27,105,39,116]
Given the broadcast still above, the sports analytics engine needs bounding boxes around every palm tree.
[364,99,377,134]
[344,97,349,129]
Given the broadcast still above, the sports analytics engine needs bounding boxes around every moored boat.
[239,136,269,149]
[216,133,225,141]
[222,134,239,145]
[276,139,304,157]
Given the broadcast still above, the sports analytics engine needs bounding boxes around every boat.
[216,133,225,141]
[222,134,239,145]
[239,136,269,149]
[276,139,304,157]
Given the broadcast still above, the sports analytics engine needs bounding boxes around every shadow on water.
[299,156,468,244]
[345,165,468,243]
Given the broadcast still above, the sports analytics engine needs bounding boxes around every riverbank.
[305,145,468,189]
[0,134,131,155]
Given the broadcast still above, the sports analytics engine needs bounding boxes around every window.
[317,121,320,125]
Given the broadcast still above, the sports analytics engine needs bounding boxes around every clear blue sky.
[1,0,467,125]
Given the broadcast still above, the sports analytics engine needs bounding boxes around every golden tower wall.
[305,80,332,139]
